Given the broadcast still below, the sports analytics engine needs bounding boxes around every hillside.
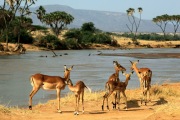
[30,5,174,32]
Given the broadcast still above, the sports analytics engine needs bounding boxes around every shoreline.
[0,39,180,56]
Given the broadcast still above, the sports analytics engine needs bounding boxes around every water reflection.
[0,48,179,107]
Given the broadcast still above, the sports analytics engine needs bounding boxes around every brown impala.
[67,79,91,115]
[29,65,73,113]
[107,61,126,109]
[102,71,133,111]
[130,60,152,105]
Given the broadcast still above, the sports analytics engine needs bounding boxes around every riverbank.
[1,38,180,55]
[1,82,180,120]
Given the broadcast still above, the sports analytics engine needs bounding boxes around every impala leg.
[56,89,62,113]
[77,94,80,115]
[29,87,40,110]
[147,83,151,102]
[116,91,120,111]
[140,83,144,106]
[112,92,117,109]
[102,92,108,111]
[106,97,110,111]
[82,91,84,113]
[74,94,78,115]
[122,91,127,110]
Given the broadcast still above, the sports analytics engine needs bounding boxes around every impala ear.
[122,71,126,75]
[70,65,74,70]
[129,60,133,64]
[113,61,117,66]
[64,65,67,70]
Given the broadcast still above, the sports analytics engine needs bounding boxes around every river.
[0,48,179,107]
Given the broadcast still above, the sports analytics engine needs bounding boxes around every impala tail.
[85,85,92,93]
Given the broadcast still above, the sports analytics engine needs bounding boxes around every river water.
[0,48,179,107]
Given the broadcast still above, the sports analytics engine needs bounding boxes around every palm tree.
[36,6,46,22]
[126,7,143,41]
[126,8,135,34]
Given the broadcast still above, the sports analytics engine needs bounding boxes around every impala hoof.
[29,106,32,110]
[74,111,79,115]
[57,109,62,113]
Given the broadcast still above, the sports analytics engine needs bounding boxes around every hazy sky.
[1,0,179,20]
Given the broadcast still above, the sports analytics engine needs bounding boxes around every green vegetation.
[36,6,74,37]
[0,1,179,51]
[152,14,180,39]
[35,22,117,50]
[120,32,180,41]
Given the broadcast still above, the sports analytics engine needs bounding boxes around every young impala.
[67,79,91,115]
[130,60,152,105]
[102,71,133,111]
[108,61,126,109]
[29,65,73,113]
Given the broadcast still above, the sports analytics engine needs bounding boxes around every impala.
[67,79,91,115]
[108,61,126,109]
[130,60,152,105]
[29,65,73,113]
[102,71,133,111]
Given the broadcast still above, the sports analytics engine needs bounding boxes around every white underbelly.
[42,83,56,90]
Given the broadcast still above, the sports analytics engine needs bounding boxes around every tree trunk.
[5,32,9,51]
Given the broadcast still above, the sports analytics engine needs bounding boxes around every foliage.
[152,14,180,39]
[32,25,48,31]
[0,0,36,50]
[0,30,34,44]
[81,22,96,32]
[35,34,80,50]
[35,6,74,37]
[126,7,143,41]
[63,22,116,48]
[120,32,180,41]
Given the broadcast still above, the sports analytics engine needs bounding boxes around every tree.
[126,7,143,41]
[170,15,180,37]
[40,11,74,36]
[81,22,96,32]
[36,6,46,22]
[152,14,169,39]
[0,0,36,51]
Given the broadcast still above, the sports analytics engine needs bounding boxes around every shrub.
[0,30,34,44]
[36,34,63,49]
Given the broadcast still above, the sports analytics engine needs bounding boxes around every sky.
[1,0,180,20]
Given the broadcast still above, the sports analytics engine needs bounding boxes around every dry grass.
[0,82,180,120]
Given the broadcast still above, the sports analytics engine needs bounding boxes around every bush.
[0,30,34,44]
[64,38,81,49]
[36,34,64,49]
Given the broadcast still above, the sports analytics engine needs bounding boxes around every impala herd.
[29,60,152,115]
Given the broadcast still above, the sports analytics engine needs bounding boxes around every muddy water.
[0,48,179,107]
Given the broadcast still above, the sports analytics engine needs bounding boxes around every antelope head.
[64,65,74,82]
[130,60,139,71]
[113,61,126,72]
[122,71,134,81]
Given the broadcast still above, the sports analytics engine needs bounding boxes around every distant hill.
[30,5,174,33]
